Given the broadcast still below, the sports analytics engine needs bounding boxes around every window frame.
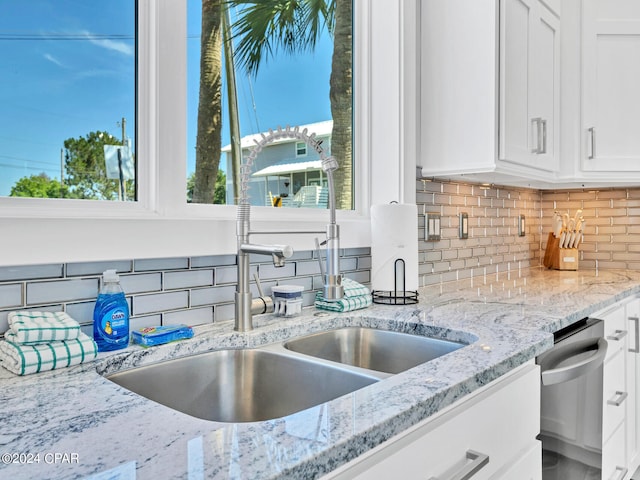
[0,0,418,267]
[295,142,308,158]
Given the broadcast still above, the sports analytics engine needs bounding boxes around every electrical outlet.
[425,213,441,241]
[459,212,469,239]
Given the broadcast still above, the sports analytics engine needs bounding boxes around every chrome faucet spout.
[234,125,344,332]
[240,243,293,267]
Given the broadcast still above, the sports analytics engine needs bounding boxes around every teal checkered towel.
[0,331,98,376]
[314,278,372,312]
[8,311,81,345]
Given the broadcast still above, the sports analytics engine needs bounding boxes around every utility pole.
[60,148,64,198]
[119,117,126,201]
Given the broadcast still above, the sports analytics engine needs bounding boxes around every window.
[186,0,353,210]
[296,142,308,157]
[0,0,136,201]
[0,0,412,267]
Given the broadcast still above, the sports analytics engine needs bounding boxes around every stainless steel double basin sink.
[106,327,466,423]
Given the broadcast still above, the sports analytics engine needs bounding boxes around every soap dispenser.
[93,269,130,351]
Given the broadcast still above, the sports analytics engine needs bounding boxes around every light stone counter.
[2,267,640,480]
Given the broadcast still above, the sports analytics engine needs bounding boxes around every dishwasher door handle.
[539,338,608,386]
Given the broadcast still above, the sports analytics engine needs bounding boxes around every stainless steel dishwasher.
[536,318,608,480]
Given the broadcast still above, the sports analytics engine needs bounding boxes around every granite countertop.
[2,267,640,480]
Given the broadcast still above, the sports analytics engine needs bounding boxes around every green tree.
[63,131,134,200]
[9,173,71,199]
[187,169,227,203]
[194,0,224,204]
[229,0,353,209]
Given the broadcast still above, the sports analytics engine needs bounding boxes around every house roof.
[221,119,333,152]
[252,159,322,177]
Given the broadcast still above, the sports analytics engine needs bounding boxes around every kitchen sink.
[284,327,466,374]
[106,348,379,423]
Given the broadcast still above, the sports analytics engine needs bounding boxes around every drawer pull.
[629,316,639,353]
[607,391,628,407]
[608,466,628,480]
[428,450,489,480]
[606,330,628,342]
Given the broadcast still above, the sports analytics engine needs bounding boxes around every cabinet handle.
[540,119,547,154]
[629,316,639,353]
[428,450,489,480]
[608,466,628,480]
[588,127,596,159]
[531,118,542,153]
[607,390,628,407]
[607,329,628,342]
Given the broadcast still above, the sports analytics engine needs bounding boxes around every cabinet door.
[531,3,560,171]
[582,0,640,172]
[499,0,559,172]
[499,0,536,166]
[628,299,640,473]
[496,441,542,480]
[324,364,541,480]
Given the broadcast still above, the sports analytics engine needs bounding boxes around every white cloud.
[43,53,65,68]
[82,30,134,57]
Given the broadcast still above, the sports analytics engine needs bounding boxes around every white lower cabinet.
[627,298,640,476]
[594,297,640,480]
[498,442,541,480]
[323,362,541,480]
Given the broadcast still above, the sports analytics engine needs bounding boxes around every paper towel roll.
[371,203,419,292]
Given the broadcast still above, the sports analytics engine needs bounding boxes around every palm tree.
[229,0,353,209]
[194,0,223,204]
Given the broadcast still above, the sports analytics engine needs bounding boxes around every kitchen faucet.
[234,126,344,332]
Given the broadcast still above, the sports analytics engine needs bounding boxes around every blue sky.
[0,0,333,197]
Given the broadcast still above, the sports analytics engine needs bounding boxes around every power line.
[0,33,133,41]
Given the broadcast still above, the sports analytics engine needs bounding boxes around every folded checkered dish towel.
[8,311,81,345]
[0,331,98,376]
[314,278,372,312]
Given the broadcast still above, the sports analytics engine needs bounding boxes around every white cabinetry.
[627,298,640,475]
[500,0,559,172]
[594,298,640,480]
[581,0,640,176]
[323,362,541,480]
[420,0,560,187]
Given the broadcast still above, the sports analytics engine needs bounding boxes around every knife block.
[543,232,579,271]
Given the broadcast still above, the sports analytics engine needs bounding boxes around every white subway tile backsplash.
[191,255,236,268]
[214,303,235,322]
[120,273,162,294]
[0,264,63,282]
[164,270,214,290]
[66,260,132,277]
[258,263,296,280]
[131,314,162,331]
[296,260,322,276]
[0,284,22,308]
[164,307,214,326]
[65,301,97,325]
[133,291,189,315]
[0,250,374,336]
[191,285,235,306]
[134,257,189,272]
[27,279,99,305]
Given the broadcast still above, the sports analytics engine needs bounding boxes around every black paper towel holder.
[372,258,418,305]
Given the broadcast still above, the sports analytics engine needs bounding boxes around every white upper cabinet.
[500,0,560,173]
[420,0,560,188]
[581,0,640,175]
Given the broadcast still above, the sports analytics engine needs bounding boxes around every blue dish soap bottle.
[93,269,130,352]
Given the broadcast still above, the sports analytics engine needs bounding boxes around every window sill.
[0,201,370,266]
